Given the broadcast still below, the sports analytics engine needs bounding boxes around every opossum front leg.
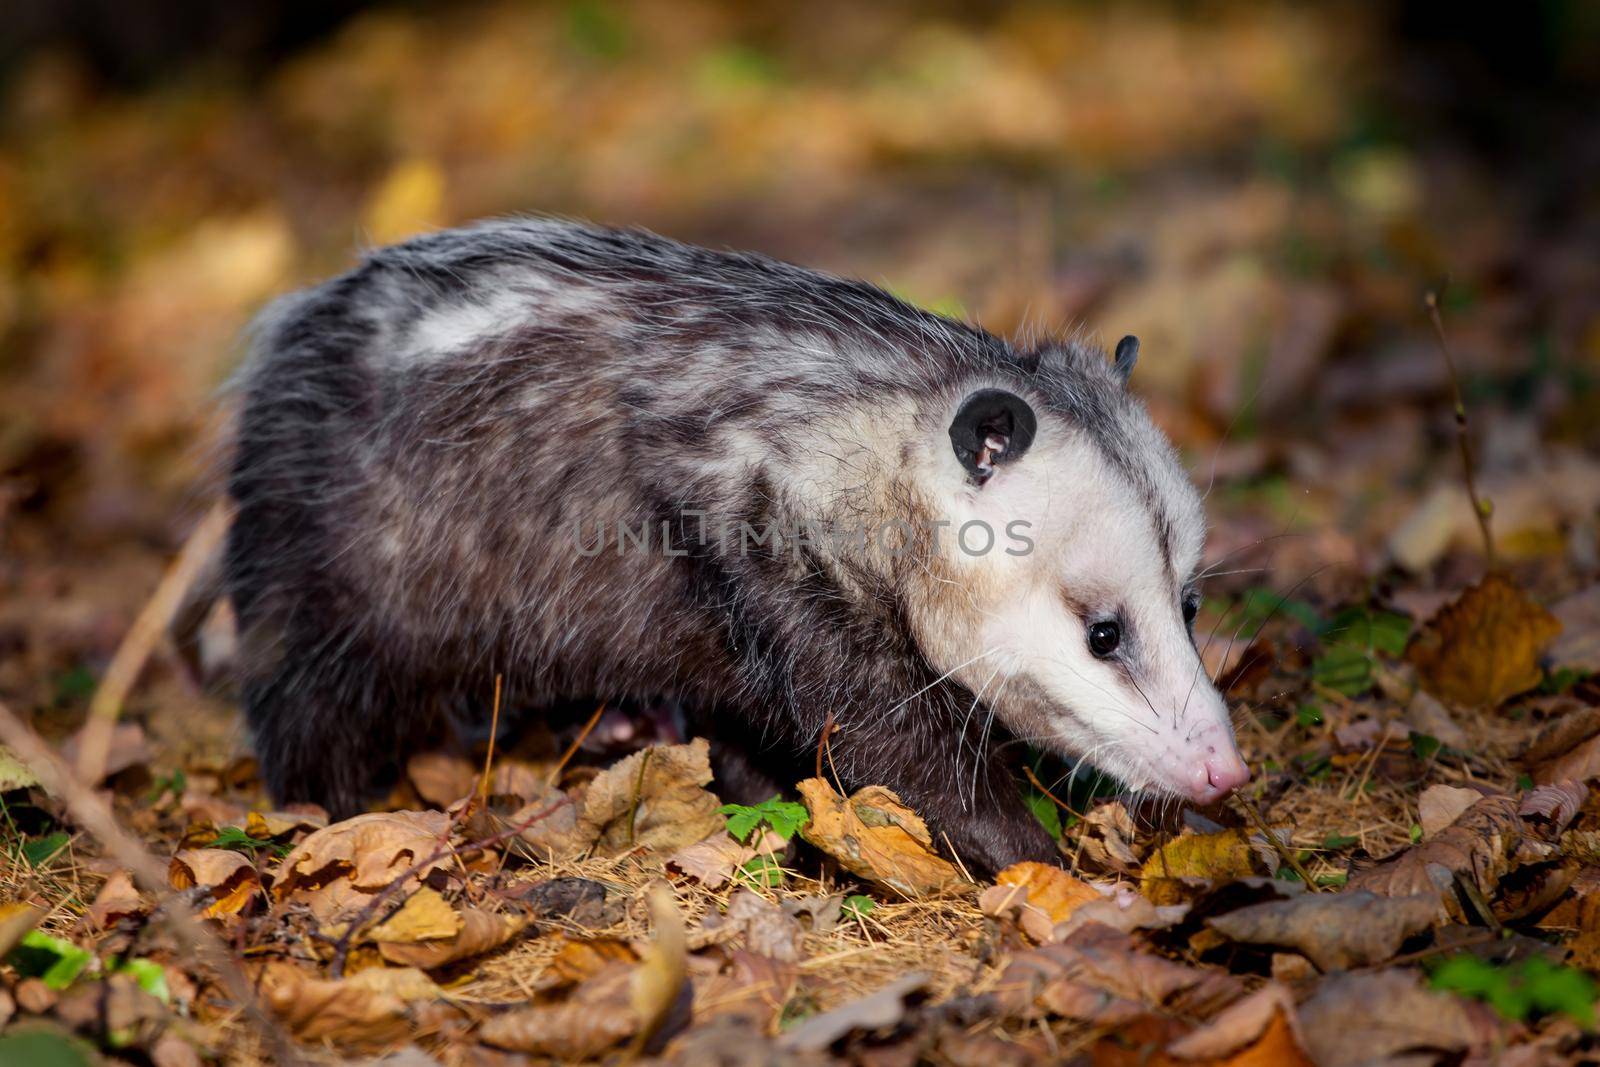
[824,718,1061,875]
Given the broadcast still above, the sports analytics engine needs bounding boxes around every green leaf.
[720,797,809,844]
[737,854,784,888]
[21,832,69,867]
[1312,643,1374,696]
[1322,833,1358,849]
[108,957,170,1003]
[1409,823,1423,843]
[0,1030,97,1067]
[719,804,760,843]
[7,930,93,989]
[1296,702,1324,727]
[1024,787,1063,841]
[1431,955,1597,1027]
[1410,732,1443,760]
[842,894,875,919]
[208,826,286,856]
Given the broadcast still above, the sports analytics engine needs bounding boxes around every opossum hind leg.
[239,632,450,818]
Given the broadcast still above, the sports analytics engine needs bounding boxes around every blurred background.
[1,0,1598,715]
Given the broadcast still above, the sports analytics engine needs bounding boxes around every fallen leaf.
[1163,983,1312,1066]
[1522,708,1600,785]
[1407,573,1562,708]
[1057,894,1190,940]
[1418,784,1485,836]
[241,809,327,840]
[692,949,797,1028]
[579,740,724,856]
[365,886,461,944]
[260,961,412,1049]
[1519,780,1587,831]
[364,158,446,245]
[0,744,39,791]
[1549,584,1600,674]
[1406,689,1469,750]
[1347,794,1550,920]
[1079,801,1143,872]
[796,778,964,899]
[777,972,928,1053]
[712,890,805,963]
[501,786,588,861]
[478,980,638,1059]
[1141,829,1264,905]
[272,811,452,922]
[0,902,44,957]
[630,884,689,1053]
[1296,970,1478,1067]
[532,937,638,994]
[86,870,146,929]
[996,862,1101,923]
[343,966,442,1002]
[406,751,477,808]
[168,849,260,918]
[1206,891,1437,971]
[376,907,526,969]
[60,722,152,782]
[979,883,1058,943]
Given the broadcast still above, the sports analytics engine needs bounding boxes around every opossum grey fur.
[223,217,1247,874]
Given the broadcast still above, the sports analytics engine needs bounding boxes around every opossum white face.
[917,340,1249,804]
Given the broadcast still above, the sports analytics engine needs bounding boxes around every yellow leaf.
[1140,829,1260,905]
[1407,573,1562,708]
[797,778,965,899]
[365,886,461,944]
[996,862,1100,924]
[168,848,261,918]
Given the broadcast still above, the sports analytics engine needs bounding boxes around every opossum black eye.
[949,389,1037,485]
[1087,620,1121,658]
[1182,593,1200,626]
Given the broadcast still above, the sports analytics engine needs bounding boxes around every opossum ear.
[949,389,1037,485]
[1113,335,1140,383]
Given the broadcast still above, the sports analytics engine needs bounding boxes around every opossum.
[219,218,1249,874]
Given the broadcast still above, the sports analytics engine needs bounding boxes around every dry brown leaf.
[1418,784,1485,836]
[997,862,1101,923]
[667,829,782,890]
[260,961,412,1050]
[630,884,689,1053]
[167,848,260,918]
[1549,584,1600,674]
[994,923,1239,1022]
[1079,801,1143,872]
[1163,983,1312,1066]
[796,777,965,899]
[345,966,443,1002]
[713,889,805,963]
[578,739,724,856]
[1346,794,1550,920]
[979,882,1058,943]
[406,751,478,807]
[0,902,44,957]
[1519,780,1587,831]
[500,785,588,861]
[86,869,146,929]
[479,972,639,1059]
[1523,708,1600,785]
[1296,970,1478,1067]
[377,907,526,969]
[1407,573,1562,708]
[1206,891,1437,971]
[271,810,452,921]
[60,722,151,782]
[365,886,461,944]
[533,936,638,994]
[692,950,797,1029]
[777,972,928,1053]
[1140,829,1263,905]
[242,809,327,840]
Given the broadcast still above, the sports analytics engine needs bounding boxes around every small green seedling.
[21,831,69,868]
[842,894,875,920]
[1322,832,1359,849]
[1431,955,1597,1028]
[720,796,809,844]
[7,930,94,990]
[1409,823,1423,843]
[208,826,289,857]
[737,854,785,889]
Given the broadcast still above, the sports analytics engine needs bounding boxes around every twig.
[326,792,573,977]
[477,673,504,811]
[1236,795,1323,892]
[0,698,303,1065]
[626,747,654,848]
[1023,764,1084,822]
[1425,289,1495,570]
[547,702,605,787]
[77,502,231,784]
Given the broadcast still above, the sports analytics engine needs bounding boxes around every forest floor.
[3,3,1600,1064]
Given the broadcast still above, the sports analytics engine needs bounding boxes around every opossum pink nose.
[1199,748,1250,799]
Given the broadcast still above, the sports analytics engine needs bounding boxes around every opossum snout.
[1173,740,1250,804]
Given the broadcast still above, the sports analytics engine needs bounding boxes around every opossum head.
[910,335,1248,804]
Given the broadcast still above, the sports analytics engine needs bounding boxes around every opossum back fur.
[222,217,1202,872]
